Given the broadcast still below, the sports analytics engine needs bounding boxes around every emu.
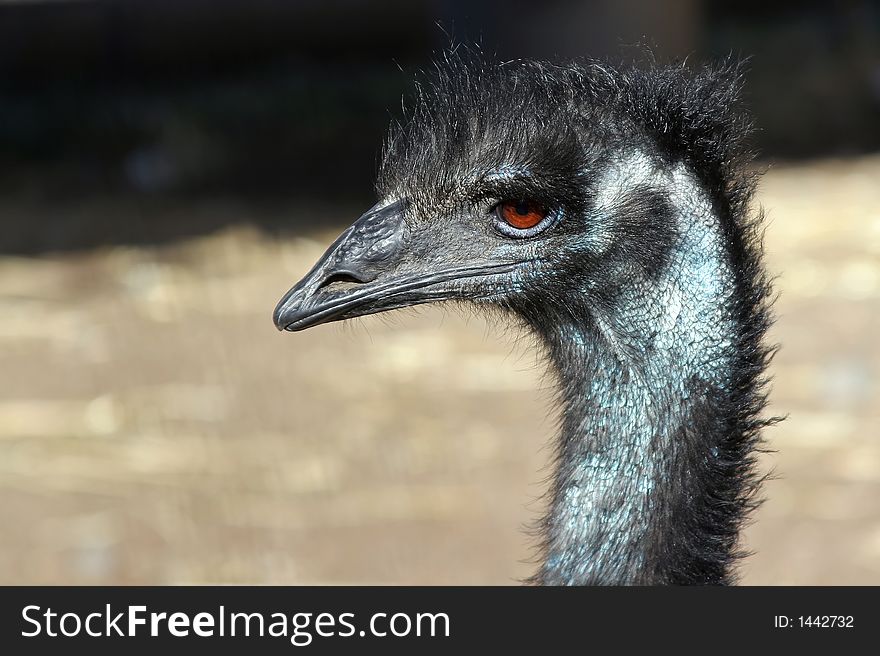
[273,55,775,585]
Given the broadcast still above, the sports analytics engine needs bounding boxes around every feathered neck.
[524,152,773,585]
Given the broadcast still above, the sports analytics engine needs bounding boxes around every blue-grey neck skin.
[529,154,744,585]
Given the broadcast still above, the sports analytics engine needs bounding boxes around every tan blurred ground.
[0,156,878,585]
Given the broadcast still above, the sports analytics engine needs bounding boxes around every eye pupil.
[515,201,530,215]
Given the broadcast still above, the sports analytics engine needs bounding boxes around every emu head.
[274,60,619,334]
[273,57,747,341]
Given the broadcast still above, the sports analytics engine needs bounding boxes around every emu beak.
[273,200,519,331]
[273,200,406,331]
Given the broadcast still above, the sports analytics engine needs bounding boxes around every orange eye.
[497,200,547,230]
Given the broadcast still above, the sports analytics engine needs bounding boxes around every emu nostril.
[316,271,367,292]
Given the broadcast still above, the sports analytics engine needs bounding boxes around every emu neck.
[536,157,741,585]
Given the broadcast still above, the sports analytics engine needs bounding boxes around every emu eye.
[497,200,546,229]
[492,199,554,238]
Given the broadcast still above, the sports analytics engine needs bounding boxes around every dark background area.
[1,0,878,252]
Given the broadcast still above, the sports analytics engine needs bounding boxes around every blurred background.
[0,0,878,584]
